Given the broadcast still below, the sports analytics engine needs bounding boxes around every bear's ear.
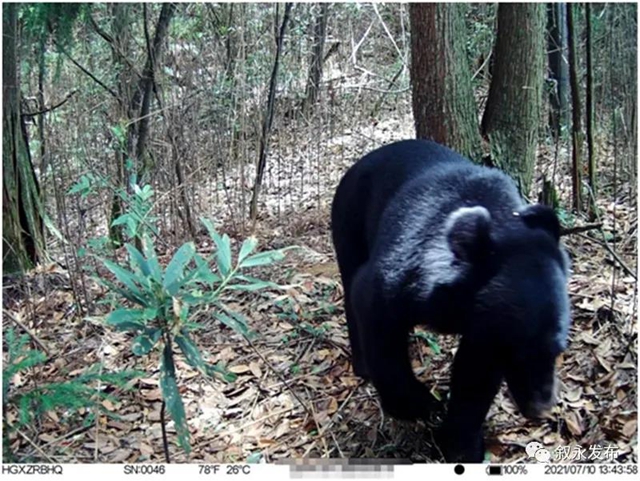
[445,206,492,262]
[517,204,561,242]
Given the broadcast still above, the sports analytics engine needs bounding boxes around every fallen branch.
[578,233,637,279]
[600,237,637,279]
[560,222,603,236]
[5,310,50,355]
[243,335,314,419]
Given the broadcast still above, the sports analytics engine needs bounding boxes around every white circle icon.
[535,448,551,463]
[526,441,543,458]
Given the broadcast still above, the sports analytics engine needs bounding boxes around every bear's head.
[445,204,571,419]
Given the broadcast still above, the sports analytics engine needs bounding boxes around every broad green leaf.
[106,309,146,332]
[238,236,258,265]
[205,362,237,383]
[191,254,221,285]
[214,312,249,336]
[141,234,163,283]
[43,214,68,244]
[217,233,232,276]
[178,302,190,322]
[413,331,441,355]
[131,328,162,356]
[110,124,126,145]
[125,243,151,277]
[100,259,148,300]
[68,175,90,195]
[160,343,191,452]
[163,242,195,295]
[240,249,286,268]
[142,307,159,320]
[200,218,218,241]
[96,277,149,307]
[165,254,216,294]
[137,184,154,201]
[181,292,213,305]
[426,338,441,355]
[175,331,206,373]
[110,213,131,227]
[227,310,258,340]
[201,218,232,276]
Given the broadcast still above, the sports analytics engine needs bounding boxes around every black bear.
[331,139,571,462]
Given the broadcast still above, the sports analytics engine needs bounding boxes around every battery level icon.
[486,465,503,476]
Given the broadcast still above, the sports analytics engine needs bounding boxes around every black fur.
[331,140,571,462]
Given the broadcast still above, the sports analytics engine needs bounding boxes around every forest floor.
[3,110,638,464]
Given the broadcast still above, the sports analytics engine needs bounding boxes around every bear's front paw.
[351,359,370,381]
[379,383,437,421]
[436,426,485,463]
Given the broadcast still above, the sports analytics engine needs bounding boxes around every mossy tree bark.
[3,3,46,273]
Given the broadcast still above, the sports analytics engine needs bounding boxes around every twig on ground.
[560,223,603,236]
[5,310,50,355]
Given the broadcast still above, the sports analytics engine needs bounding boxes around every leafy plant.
[412,330,441,355]
[111,183,159,241]
[556,207,576,229]
[97,218,291,457]
[2,328,138,462]
[68,171,112,200]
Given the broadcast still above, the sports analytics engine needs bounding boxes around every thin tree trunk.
[225,4,237,82]
[134,3,176,182]
[409,3,482,161]
[37,40,47,176]
[585,3,596,218]
[547,3,570,138]
[109,2,132,245]
[249,3,293,222]
[567,3,583,212]
[481,3,546,194]
[303,3,329,114]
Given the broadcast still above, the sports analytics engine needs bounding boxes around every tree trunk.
[37,39,47,176]
[224,4,238,83]
[303,3,329,114]
[133,3,176,183]
[249,3,293,222]
[567,3,583,212]
[547,3,570,138]
[482,4,546,195]
[585,3,596,218]
[409,3,482,162]
[109,2,132,245]
[3,3,46,273]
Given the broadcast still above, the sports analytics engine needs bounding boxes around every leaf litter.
[2,113,637,464]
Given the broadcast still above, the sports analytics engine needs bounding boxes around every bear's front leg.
[365,320,436,421]
[351,265,436,421]
[438,336,503,462]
